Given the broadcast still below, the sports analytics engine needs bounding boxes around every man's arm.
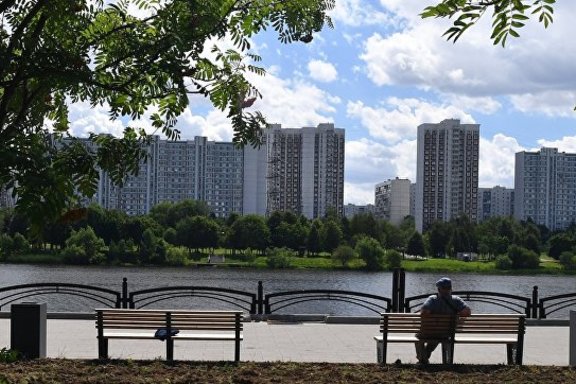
[458,306,471,317]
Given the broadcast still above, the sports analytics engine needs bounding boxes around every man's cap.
[436,277,452,289]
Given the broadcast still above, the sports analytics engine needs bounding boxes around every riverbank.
[0,360,574,384]
[3,252,573,275]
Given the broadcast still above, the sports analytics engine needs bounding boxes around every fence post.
[531,285,539,318]
[398,268,405,312]
[392,269,399,312]
[122,277,129,308]
[257,281,263,315]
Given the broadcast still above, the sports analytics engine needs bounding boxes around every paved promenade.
[0,319,570,365]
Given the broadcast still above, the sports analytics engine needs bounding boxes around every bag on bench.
[154,328,180,341]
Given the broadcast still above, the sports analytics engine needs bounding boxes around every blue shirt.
[421,294,468,314]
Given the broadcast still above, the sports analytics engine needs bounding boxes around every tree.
[406,231,426,258]
[227,215,270,253]
[331,245,356,267]
[322,220,342,253]
[175,216,220,253]
[0,0,335,233]
[355,236,385,271]
[306,220,322,256]
[422,0,556,47]
[61,226,106,264]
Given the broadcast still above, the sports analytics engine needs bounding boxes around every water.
[1,264,575,317]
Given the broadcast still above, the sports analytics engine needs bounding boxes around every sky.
[67,1,576,206]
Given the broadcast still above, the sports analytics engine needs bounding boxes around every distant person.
[415,277,471,364]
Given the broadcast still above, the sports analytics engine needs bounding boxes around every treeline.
[1,200,576,271]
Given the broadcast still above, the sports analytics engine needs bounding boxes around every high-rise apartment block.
[477,186,514,221]
[514,147,576,231]
[49,124,344,219]
[257,123,345,218]
[415,119,479,232]
[374,177,411,225]
[84,136,244,217]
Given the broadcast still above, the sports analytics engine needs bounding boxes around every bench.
[374,313,526,365]
[95,309,243,362]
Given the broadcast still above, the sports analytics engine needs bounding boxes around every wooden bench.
[374,313,526,365]
[95,309,243,362]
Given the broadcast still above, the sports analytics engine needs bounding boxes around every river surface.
[1,264,575,317]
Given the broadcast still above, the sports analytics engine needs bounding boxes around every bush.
[559,251,576,270]
[0,347,20,363]
[386,249,403,269]
[165,247,189,266]
[266,247,292,269]
[507,245,540,269]
[61,226,106,265]
[495,255,512,270]
[355,236,385,271]
[331,245,356,267]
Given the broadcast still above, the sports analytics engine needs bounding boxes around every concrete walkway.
[0,319,570,365]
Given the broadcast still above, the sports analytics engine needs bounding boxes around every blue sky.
[68,1,576,206]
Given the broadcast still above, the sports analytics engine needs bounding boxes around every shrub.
[266,247,292,268]
[355,236,385,271]
[507,245,540,269]
[331,245,356,267]
[559,251,576,270]
[61,226,106,265]
[0,347,20,363]
[386,249,403,269]
[165,247,189,266]
[495,255,512,270]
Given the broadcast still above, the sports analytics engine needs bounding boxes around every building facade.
[477,186,514,222]
[261,123,345,219]
[415,119,479,232]
[514,147,576,231]
[77,136,244,217]
[343,203,375,219]
[49,124,345,219]
[374,177,411,225]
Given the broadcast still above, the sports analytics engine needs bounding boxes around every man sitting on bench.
[416,277,471,364]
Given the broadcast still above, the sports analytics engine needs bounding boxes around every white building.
[344,203,376,219]
[515,147,576,230]
[253,123,345,219]
[477,186,514,221]
[374,178,411,225]
[415,119,479,232]
[73,136,244,217]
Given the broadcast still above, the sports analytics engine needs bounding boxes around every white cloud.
[536,136,576,153]
[329,0,395,27]
[346,98,474,143]
[479,134,524,188]
[510,92,576,118]
[344,182,376,205]
[307,59,338,82]
[68,102,125,137]
[359,2,576,118]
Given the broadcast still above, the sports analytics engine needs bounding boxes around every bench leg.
[507,343,519,365]
[235,338,240,363]
[441,342,454,364]
[98,337,108,359]
[166,338,174,361]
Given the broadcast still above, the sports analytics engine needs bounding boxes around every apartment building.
[257,123,345,219]
[415,119,479,232]
[343,203,376,219]
[515,147,576,231]
[477,186,514,221]
[374,177,411,226]
[45,123,344,219]
[74,136,244,217]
